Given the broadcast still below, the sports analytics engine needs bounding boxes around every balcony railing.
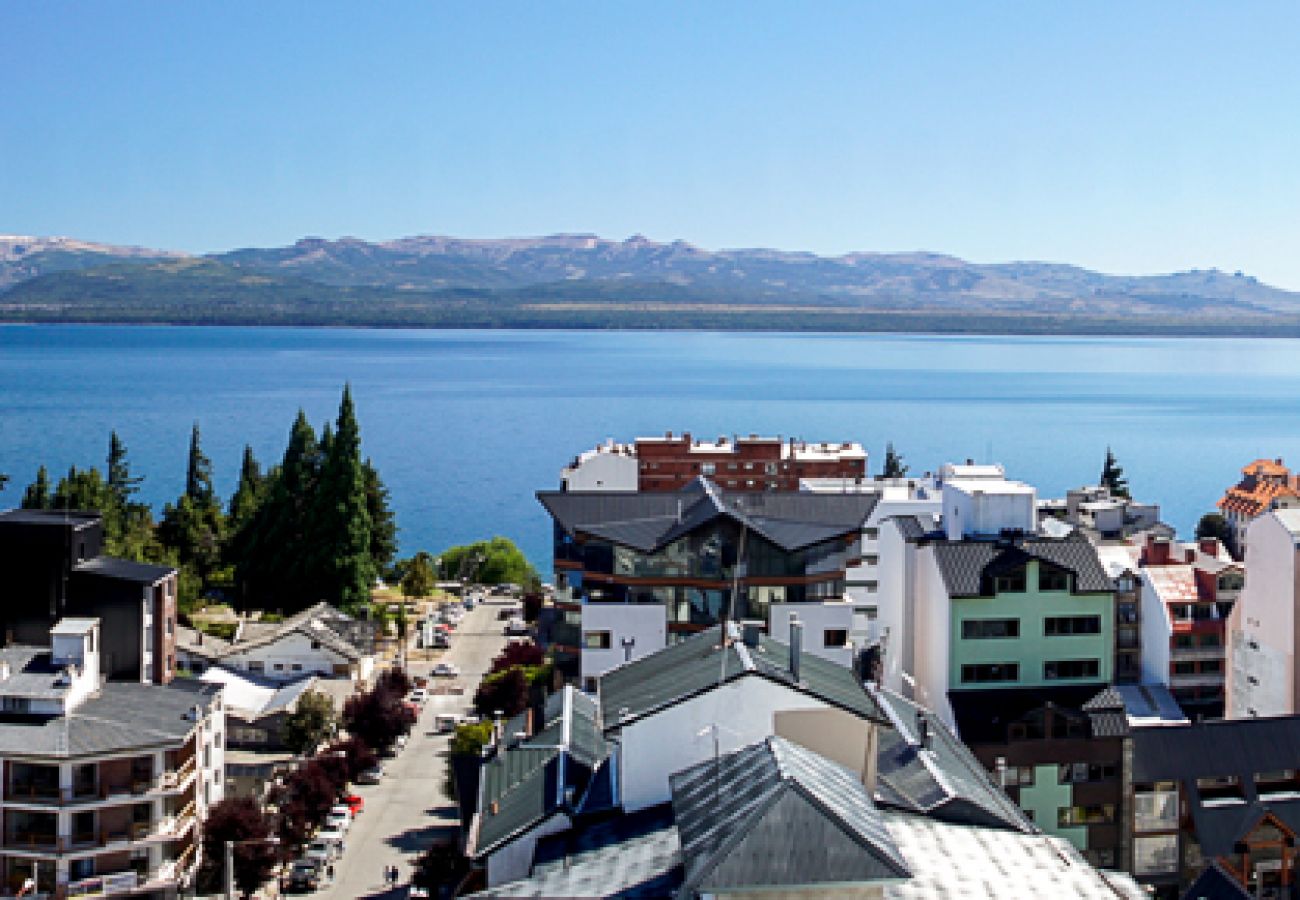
[1170,646,1225,663]
[67,870,140,898]
[159,756,196,791]
[4,830,60,851]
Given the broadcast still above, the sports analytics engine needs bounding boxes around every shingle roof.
[931,532,1112,598]
[538,478,876,554]
[872,687,1034,833]
[1180,861,1253,900]
[72,556,175,584]
[598,624,886,729]
[670,737,910,896]
[221,604,366,663]
[175,624,231,659]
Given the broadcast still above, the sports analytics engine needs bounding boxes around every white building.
[0,618,224,896]
[560,440,639,492]
[1228,508,1300,718]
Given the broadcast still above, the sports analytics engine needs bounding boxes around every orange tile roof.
[1243,458,1290,477]
[1219,460,1300,517]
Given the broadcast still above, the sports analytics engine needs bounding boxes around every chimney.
[788,614,803,682]
[1199,537,1219,557]
[742,621,762,648]
[916,712,931,750]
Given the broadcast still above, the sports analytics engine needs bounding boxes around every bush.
[473,667,529,718]
[199,798,277,895]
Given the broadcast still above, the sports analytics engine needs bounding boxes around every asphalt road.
[312,599,514,900]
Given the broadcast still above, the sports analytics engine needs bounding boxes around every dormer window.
[993,568,1027,593]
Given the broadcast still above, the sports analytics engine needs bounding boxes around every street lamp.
[225,835,280,900]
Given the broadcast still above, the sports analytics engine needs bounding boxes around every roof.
[670,736,910,896]
[0,509,100,529]
[891,514,941,542]
[175,624,231,659]
[1145,565,1201,603]
[872,687,1033,833]
[50,618,99,635]
[198,666,319,719]
[1180,862,1252,900]
[948,686,1112,746]
[221,603,367,663]
[0,680,220,758]
[597,623,887,729]
[930,532,1112,598]
[72,556,175,584]
[538,478,876,554]
[0,646,78,699]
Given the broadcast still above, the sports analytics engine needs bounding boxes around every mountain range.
[2,233,1298,334]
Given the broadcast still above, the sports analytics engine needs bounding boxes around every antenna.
[719,519,748,686]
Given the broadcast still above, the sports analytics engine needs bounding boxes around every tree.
[490,641,544,673]
[473,666,530,718]
[342,678,414,754]
[439,537,536,587]
[401,552,436,599]
[364,459,398,573]
[412,842,469,895]
[199,798,277,897]
[21,465,51,510]
[1100,447,1130,498]
[281,690,336,756]
[185,422,215,506]
[310,385,375,609]
[227,445,265,535]
[882,442,908,478]
[106,430,143,510]
[328,737,378,782]
[1196,513,1233,548]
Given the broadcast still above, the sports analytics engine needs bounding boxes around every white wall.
[561,452,638,492]
[874,518,914,696]
[1228,512,1297,717]
[943,481,1036,541]
[617,677,840,813]
[222,632,357,681]
[580,605,667,682]
[911,545,955,728]
[486,812,571,887]
[768,602,856,667]
[1138,574,1172,686]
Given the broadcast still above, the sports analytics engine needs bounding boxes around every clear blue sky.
[4,3,1300,286]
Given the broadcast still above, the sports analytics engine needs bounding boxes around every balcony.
[1170,646,1225,663]
[4,830,60,852]
[146,800,197,841]
[67,870,140,898]
[1169,672,1226,689]
[158,755,196,791]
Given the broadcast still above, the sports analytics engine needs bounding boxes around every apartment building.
[0,619,223,898]
[1227,507,1300,718]
[536,477,875,684]
[1041,484,1164,542]
[0,510,177,684]
[1217,458,1300,558]
[560,432,867,493]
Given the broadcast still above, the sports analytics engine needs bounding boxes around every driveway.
[313,599,515,899]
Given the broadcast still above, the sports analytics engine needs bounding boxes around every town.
[0,430,1296,900]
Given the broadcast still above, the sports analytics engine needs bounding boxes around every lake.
[2,324,1297,571]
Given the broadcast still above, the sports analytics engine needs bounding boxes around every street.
[313,599,513,899]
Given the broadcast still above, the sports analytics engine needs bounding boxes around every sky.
[4,3,1300,286]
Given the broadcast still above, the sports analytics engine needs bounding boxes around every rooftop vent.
[788,614,803,682]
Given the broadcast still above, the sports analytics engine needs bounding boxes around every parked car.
[287,858,326,892]
[305,839,337,863]
[357,765,385,785]
[435,713,461,733]
[504,618,530,636]
[432,662,460,677]
[409,688,429,705]
[430,632,450,649]
[413,675,429,689]
[462,596,475,610]
[343,794,364,815]
[325,811,351,833]
[317,827,347,855]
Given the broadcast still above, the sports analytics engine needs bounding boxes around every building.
[464,625,1143,898]
[1217,458,1300,558]
[0,510,178,684]
[175,603,376,683]
[560,432,867,493]
[537,477,876,684]
[1041,484,1164,542]
[0,618,224,898]
[1227,508,1300,719]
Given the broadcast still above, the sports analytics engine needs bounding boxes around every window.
[1256,770,1300,799]
[1197,774,1245,803]
[1044,659,1100,680]
[864,555,879,566]
[960,663,1019,683]
[701,463,715,476]
[291,663,303,671]
[1174,634,1195,649]
[583,631,612,650]
[1117,576,1136,592]
[1134,835,1178,876]
[765,463,778,475]
[1004,765,1035,786]
[1044,616,1101,636]
[311,641,321,650]
[1201,659,1223,674]
[247,661,264,673]
[1038,567,1070,591]
[855,606,878,620]
[1200,633,1222,648]
[1058,804,1115,826]
[2,697,30,714]
[865,581,878,593]
[1059,762,1118,784]
[993,568,1027,593]
[823,629,848,648]
[864,528,879,539]
[273,663,285,671]
[962,619,1020,639]
[1172,661,1196,675]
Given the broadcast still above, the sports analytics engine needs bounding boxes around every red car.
[343,794,364,815]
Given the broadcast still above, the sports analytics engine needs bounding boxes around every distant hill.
[3,233,1300,334]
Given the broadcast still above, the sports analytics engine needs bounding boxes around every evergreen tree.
[21,465,51,510]
[364,458,397,574]
[185,422,215,505]
[882,442,908,478]
[107,431,143,508]
[104,431,146,550]
[401,552,436,599]
[52,466,112,511]
[311,385,374,609]
[227,445,265,534]
[1100,447,1130,499]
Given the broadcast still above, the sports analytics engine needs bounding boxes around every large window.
[960,663,1019,684]
[1059,762,1118,784]
[1044,615,1101,636]
[993,568,1027,593]
[1058,804,1115,826]
[1134,835,1178,876]
[1038,566,1070,592]
[962,618,1020,639]
[823,629,848,648]
[1044,659,1100,680]
[1134,782,1178,831]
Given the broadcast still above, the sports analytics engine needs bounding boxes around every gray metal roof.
[0,680,220,758]
[220,603,366,663]
[0,509,100,529]
[538,478,876,554]
[930,532,1112,597]
[598,624,887,729]
[72,556,175,584]
[872,687,1034,833]
[670,736,910,896]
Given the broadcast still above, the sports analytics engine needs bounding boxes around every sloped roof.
[175,624,231,660]
[598,624,886,729]
[538,478,875,554]
[72,556,174,584]
[872,687,1033,833]
[1180,861,1252,900]
[931,532,1112,598]
[670,737,910,896]
[222,604,366,663]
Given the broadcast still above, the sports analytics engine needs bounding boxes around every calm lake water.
[2,324,1298,570]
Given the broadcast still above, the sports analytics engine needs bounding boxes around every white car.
[432,662,460,678]
[325,811,350,833]
[317,827,347,853]
[409,688,429,704]
[328,804,353,824]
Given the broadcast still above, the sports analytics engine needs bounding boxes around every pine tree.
[227,445,265,534]
[104,431,146,549]
[311,385,374,609]
[364,459,397,575]
[21,465,52,510]
[107,431,143,508]
[185,422,215,505]
[882,442,908,478]
[1100,447,1130,499]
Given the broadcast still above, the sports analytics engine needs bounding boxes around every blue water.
[2,324,1298,570]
